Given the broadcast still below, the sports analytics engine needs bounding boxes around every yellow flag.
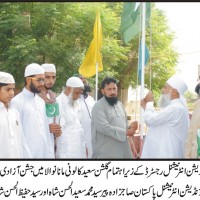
[78,11,103,78]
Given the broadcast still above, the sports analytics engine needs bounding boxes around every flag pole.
[95,62,98,101]
[95,10,99,101]
[139,2,146,140]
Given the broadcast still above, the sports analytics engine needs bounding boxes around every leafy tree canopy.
[0,2,178,97]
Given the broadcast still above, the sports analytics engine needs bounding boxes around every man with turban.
[56,77,87,158]
[11,63,53,158]
[38,63,62,158]
[141,74,189,158]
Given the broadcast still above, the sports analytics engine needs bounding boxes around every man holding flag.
[91,76,138,158]
[38,63,62,158]
[141,74,189,158]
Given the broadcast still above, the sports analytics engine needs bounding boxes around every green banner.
[45,103,60,117]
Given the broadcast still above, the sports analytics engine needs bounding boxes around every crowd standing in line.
[1,64,200,159]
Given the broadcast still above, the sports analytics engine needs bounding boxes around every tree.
[0,2,178,98]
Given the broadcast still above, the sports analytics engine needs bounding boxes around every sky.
[155,2,200,92]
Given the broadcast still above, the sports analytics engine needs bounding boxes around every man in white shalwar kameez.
[11,63,53,158]
[56,77,87,158]
[38,64,62,158]
[141,74,189,158]
[0,72,25,158]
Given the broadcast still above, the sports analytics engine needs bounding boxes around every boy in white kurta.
[0,72,24,158]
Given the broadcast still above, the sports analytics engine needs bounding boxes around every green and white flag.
[45,102,60,117]
[120,2,151,44]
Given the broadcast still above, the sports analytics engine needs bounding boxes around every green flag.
[120,2,151,44]
[45,102,60,117]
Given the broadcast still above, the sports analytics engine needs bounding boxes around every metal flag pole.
[139,2,146,140]
[95,62,98,101]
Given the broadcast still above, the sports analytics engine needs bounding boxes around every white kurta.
[77,95,95,158]
[11,88,53,158]
[0,102,23,158]
[141,99,189,158]
[56,92,86,158]
[38,90,57,158]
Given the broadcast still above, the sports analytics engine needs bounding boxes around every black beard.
[104,95,118,106]
[30,81,41,94]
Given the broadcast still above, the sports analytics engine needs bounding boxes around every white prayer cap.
[66,77,84,88]
[24,63,44,77]
[0,72,15,84]
[166,74,188,95]
[41,63,56,73]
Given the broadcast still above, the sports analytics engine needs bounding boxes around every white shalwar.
[78,95,95,158]
[56,92,86,158]
[0,102,23,158]
[141,99,189,158]
[11,88,53,158]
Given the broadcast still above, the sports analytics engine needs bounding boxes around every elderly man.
[0,72,25,158]
[11,63,53,158]
[38,63,62,158]
[141,74,189,158]
[56,77,86,158]
[91,76,138,159]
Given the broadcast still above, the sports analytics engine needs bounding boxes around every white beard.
[68,89,76,107]
[158,92,171,108]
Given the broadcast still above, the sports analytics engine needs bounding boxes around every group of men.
[0,63,199,159]
[0,63,95,158]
